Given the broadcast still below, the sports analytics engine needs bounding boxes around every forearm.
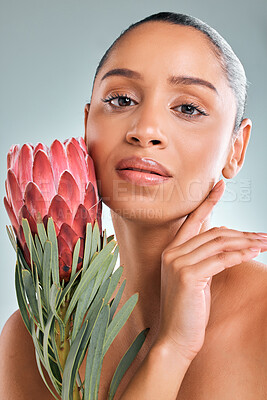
[119,341,192,400]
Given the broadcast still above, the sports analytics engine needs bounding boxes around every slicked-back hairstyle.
[91,11,248,137]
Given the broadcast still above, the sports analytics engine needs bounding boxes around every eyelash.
[101,93,208,119]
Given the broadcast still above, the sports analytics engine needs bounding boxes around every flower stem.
[55,300,81,400]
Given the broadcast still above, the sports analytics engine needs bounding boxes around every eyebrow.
[100,68,218,95]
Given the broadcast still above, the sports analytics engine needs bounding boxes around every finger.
[168,179,225,250]
[173,236,267,266]
[166,227,267,260]
[182,247,261,283]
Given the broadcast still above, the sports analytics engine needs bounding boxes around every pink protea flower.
[4,136,102,282]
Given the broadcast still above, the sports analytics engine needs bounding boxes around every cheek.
[173,126,228,200]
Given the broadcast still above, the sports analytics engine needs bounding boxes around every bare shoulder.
[0,309,59,400]
[231,259,267,327]
[232,259,267,302]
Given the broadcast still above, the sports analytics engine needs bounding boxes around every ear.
[222,118,252,179]
[84,103,91,141]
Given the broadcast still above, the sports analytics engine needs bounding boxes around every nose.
[125,101,168,148]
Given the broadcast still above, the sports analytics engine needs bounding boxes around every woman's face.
[84,22,237,224]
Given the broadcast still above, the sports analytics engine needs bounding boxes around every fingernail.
[249,248,261,252]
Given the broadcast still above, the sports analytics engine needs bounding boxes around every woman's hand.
[155,179,267,362]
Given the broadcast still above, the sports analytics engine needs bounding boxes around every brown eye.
[173,102,208,119]
[113,96,133,107]
[101,94,136,108]
[181,104,196,115]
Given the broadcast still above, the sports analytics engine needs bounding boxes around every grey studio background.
[0,0,266,332]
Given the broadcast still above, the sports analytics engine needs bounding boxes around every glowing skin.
[84,22,252,347]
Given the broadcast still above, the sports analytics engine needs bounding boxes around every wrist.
[151,337,194,367]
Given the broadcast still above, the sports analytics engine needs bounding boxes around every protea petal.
[58,171,80,217]
[43,214,60,236]
[85,154,98,198]
[68,137,86,160]
[47,194,72,230]
[77,136,88,156]
[6,169,23,217]
[33,142,48,156]
[33,149,56,206]
[97,199,102,234]
[19,225,26,249]
[58,223,79,253]
[49,139,68,191]
[7,144,20,170]
[59,250,72,282]
[24,181,48,221]
[65,142,85,201]
[18,144,33,195]
[23,242,31,268]
[72,204,90,238]
[84,182,97,223]
[67,139,88,197]
[4,196,19,235]
[18,205,38,236]
[58,234,71,255]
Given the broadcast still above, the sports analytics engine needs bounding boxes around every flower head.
[4,136,102,281]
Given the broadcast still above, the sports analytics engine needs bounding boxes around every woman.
[1,11,267,399]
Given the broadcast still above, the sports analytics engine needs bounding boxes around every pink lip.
[115,156,172,177]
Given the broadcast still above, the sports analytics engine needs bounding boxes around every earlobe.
[222,118,252,179]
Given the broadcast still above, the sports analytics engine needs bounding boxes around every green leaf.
[57,268,82,309]
[62,319,92,400]
[70,238,80,281]
[109,279,126,324]
[83,304,110,400]
[64,240,117,325]
[35,234,44,269]
[35,349,60,400]
[37,220,48,249]
[33,261,45,331]
[22,269,40,326]
[85,279,110,325]
[86,267,124,329]
[6,225,17,251]
[102,266,123,307]
[108,328,150,400]
[81,254,114,314]
[32,322,61,399]
[15,262,31,334]
[43,312,62,392]
[22,218,42,277]
[81,223,93,277]
[36,327,57,365]
[90,221,100,262]
[101,246,119,284]
[102,293,139,357]
[107,234,114,244]
[49,284,65,344]
[47,217,59,285]
[17,245,31,272]
[102,228,107,248]
[16,255,41,324]
[50,318,63,374]
[43,240,52,312]
[84,267,123,332]
[71,276,96,342]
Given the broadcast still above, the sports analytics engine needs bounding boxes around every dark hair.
[91,11,248,136]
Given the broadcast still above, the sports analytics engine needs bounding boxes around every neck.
[110,210,227,345]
